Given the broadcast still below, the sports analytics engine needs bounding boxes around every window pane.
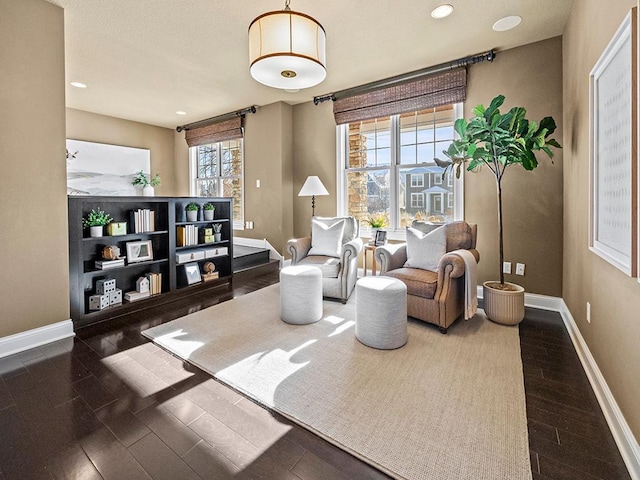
[375,147,391,166]
[197,145,218,178]
[222,177,243,224]
[435,141,453,159]
[435,125,454,141]
[416,143,434,162]
[400,145,416,165]
[346,170,390,227]
[196,179,217,197]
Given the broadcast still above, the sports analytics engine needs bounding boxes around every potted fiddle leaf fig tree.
[442,94,561,325]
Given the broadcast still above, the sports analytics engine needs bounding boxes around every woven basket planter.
[483,281,525,325]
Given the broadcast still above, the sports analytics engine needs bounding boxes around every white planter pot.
[214,233,222,242]
[142,185,155,196]
[186,210,198,222]
[203,209,214,221]
[89,226,103,238]
[483,281,525,325]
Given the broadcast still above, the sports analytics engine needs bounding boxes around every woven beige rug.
[143,284,531,480]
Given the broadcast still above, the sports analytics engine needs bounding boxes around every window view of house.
[342,105,459,232]
[192,139,244,228]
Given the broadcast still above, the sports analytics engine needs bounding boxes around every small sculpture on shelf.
[125,276,151,302]
[89,278,122,310]
[202,262,219,282]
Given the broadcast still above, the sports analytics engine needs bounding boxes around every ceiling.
[45,0,574,130]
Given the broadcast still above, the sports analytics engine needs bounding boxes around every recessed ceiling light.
[176,111,187,115]
[70,82,87,88]
[431,4,454,19]
[493,15,522,32]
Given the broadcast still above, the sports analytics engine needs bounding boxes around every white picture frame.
[126,240,154,263]
[589,8,638,277]
[184,262,202,285]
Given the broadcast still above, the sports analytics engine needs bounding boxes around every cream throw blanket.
[451,249,478,319]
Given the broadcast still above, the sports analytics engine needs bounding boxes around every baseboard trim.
[557,300,640,480]
[476,285,639,479]
[0,319,75,359]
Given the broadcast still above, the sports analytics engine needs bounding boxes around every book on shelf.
[124,290,150,302]
[145,272,162,295]
[130,209,155,233]
[95,258,126,269]
[177,224,199,247]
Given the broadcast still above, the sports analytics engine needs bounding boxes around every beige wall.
[66,108,179,196]
[0,0,70,336]
[242,102,294,252]
[465,37,564,296]
[563,0,640,439]
[292,101,338,237]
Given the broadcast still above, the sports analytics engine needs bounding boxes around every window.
[190,139,244,229]
[338,104,463,235]
[410,174,424,188]
[411,193,424,209]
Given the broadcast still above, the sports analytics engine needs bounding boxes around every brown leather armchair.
[374,221,479,333]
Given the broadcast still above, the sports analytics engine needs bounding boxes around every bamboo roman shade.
[333,67,467,125]
[185,117,243,147]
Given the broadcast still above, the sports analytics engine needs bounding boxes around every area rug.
[142,284,531,480]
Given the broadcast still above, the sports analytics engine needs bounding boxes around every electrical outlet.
[515,263,525,275]
[586,302,591,323]
[256,179,261,188]
[502,262,512,274]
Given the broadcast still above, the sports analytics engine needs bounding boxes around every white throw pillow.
[308,219,346,258]
[404,225,446,271]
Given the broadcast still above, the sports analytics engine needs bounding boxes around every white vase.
[89,226,103,238]
[204,209,214,221]
[142,185,155,196]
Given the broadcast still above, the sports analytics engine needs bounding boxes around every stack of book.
[177,225,199,246]
[131,209,155,233]
[146,272,162,295]
[95,257,126,270]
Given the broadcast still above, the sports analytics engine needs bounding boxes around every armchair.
[286,216,363,303]
[375,221,479,333]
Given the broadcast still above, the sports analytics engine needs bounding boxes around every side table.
[363,244,377,276]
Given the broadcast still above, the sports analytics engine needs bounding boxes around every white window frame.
[189,140,245,230]
[410,174,424,188]
[434,173,443,185]
[411,193,424,209]
[336,103,464,240]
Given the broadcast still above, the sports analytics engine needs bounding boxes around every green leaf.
[472,104,486,117]
[539,116,557,137]
[485,95,505,120]
[546,138,562,149]
[453,118,467,137]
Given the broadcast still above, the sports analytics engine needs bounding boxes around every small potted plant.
[366,212,388,244]
[83,207,113,238]
[203,202,215,221]
[185,202,199,222]
[131,171,161,196]
[212,223,223,242]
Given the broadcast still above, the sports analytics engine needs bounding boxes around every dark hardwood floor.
[0,271,632,480]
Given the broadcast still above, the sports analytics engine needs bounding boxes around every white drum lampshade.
[249,5,326,90]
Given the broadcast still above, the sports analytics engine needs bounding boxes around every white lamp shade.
[249,10,326,90]
[298,176,329,196]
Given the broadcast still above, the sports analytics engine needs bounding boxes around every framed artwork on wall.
[66,139,151,196]
[589,7,638,277]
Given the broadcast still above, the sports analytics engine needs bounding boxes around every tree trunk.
[497,178,504,285]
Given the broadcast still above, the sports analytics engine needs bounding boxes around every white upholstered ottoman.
[355,276,408,349]
[280,265,323,324]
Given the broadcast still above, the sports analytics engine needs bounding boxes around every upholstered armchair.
[286,216,363,303]
[374,221,479,333]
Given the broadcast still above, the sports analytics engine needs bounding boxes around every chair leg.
[341,299,347,304]
[439,326,448,334]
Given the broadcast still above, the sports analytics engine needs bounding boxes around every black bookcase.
[68,196,233,328]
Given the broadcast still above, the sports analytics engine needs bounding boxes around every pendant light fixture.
[248,0,326,90]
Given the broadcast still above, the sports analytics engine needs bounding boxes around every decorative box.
[107,222,127,236]
[96,279,117,294]
[203,235,214,244]
[203,228,213,236]
[109,288,122,305]
[89,294,110,311]
[175,250,205,264]
[204,247,228,259]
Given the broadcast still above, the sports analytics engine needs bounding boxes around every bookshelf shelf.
[68,196,233,328]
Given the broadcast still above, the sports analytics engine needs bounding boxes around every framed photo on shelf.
[184,262,202,285]
[126,240,154,263]
[374,230,387,246]
[588,7,638,277]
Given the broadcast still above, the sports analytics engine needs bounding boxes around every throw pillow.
[308,218,346,258]
[404,225,446,271]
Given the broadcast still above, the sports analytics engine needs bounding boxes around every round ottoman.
[280,265,323,324]
[355,276,407,349]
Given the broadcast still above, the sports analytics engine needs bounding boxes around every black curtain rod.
[176,105,257,133]
[313,50,496,105]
